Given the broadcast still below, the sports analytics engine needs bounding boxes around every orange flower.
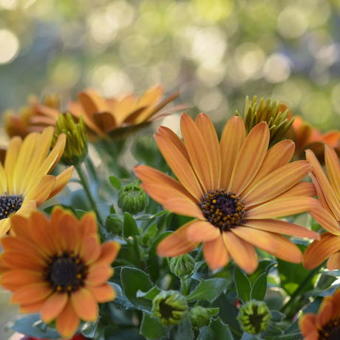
[68,85,179,138]
[0,127,73,237]
[4,95,61,138]
[135,113,319,274]
[0,208,120,338]
[303,145,340,270]
[299,289,340,340]
[292,116,340,161]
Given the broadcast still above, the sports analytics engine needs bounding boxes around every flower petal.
[89,284,116,303]
[203,236,229,270]
[48,166,74,199]
[11,282,52,305]
[229,122,269,195]
[0,269,42,290]
[311,202,340,235]
[327,252,340,270]
[86,264,113,286]
[56,301,80,339]
[279,182,316,198]
[325,145,340,198]
[96,241,121,266]
[71,288,98,321]
[222,231,258,274]
[157,221,198,257]
[220,116,246,189]
[186,220,220,242]
[244,219,319,239]
[233,227,302,263]
[41,292,68,323]
[299,314,317,338]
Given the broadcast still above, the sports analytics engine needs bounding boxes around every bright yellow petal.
[228,122,269,195]
[203,236,230,270]
[5,137,22,193]
[222,231,258,274]
[48,166,74,199]
[25,175,56,204]
[220,116,246,189]
[232,227,302,263]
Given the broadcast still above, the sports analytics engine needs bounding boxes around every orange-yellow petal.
[89,284,116,303]
[96,241,121,265]
[327,252,340,270]
[86,264,113,286]
[71,288,98,321]
[56,301,80,338]
[279,182,316,198]
[311,202,340,235]
[203,236,229,270]
[325,145,340,198]
[11,282,52,305]
[299,314,317,338]
[41,292,68,323]
[186,220,220,242]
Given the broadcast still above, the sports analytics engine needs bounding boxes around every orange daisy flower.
[303,145,340,270]
[299,289,340,340]
[0,208,120,338]
[135,113,319,274]
[0,127,73,237]
[4,95,61,138]
[68,85,179,138]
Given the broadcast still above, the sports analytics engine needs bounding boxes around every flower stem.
[75,163,105,228]
[280,266,321,314]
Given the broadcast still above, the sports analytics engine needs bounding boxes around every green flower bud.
[238,96,294,146]
[54,113,88,165]
[118,183,148,214]
[169,255,195,278]
[152,290,188,325]
[190,306,219,328]
[237,300,271,335]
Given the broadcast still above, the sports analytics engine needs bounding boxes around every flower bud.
[152,290,188,325]
[190,306,219,328]
[169,254,195,278]
[237,300,271,335]
[118,183,148,214]
[54,113,88,165]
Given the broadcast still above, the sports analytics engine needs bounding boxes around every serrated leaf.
[234,267,251,302]
[187,278,227,302]
[123,212,139,237]
[139,312,166,339]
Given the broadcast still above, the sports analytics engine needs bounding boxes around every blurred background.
[0,0,340,131]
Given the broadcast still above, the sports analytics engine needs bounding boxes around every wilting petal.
[157,221,198,257]
[244,219,319,239]
[203,236,229,270]
[229,122,269,195]
[233,227,302,263]
[243,161,310,207]
[304,233,340,269]
[223,231,258,274]
[186,220,220,242]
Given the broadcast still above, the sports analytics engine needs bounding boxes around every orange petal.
[56,301,80,339]
[1,250,45,270]
[11,282,52,305]
[10,214,32,241]
[89,284,116,302]
[80,236,101,264]
[87,264,113,286]
[306,149,340,220]
[229,122,269,195]
[245,219,319,240]
[180,114,216,191]
[186,220,220,242]
[317,298,333,327]
[250,139,295,185]
[222,231,258,274]
[71,288,98,321]
[279,182,316,198]
[304,233,340,269]
[243,160,310,207]
[311,202,340,235]
[78,89,110,116]
[220,116,246,189]
[195,113,221,188]
[20,301,44,314]
[233,227,302,263]
[0,269,42,290]
[157,221,198,257]
[203,236,229,270]
[325,145,340,198]
[41,292,68,323]
[96,241,121,265]
[299,314,317,338]
[327,251,340,270]
[247,196,315,219]
[80,212,98,236]
[155,126,203,199]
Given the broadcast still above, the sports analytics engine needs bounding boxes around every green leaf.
[139,313,166,339]
[197,326,214,340]
[210,318,234,340]
[123,212,139,237]
[250,272,267,300]
[120,267,153,310]
[234,267,251,302]
[187,278,227,302]
[174,317,194,340]
[137,286,161,300]
[109,175,122,190]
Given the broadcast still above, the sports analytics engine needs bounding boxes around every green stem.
[280,266,321,314]
[75,163,105,228]
[180,277,191,295]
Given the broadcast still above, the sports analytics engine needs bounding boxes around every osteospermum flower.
[68,85,179,138]
[303,146,340,270]
[0,127,73,237]
[299,289,340,340]
[0,208,120,338]
[135,113,319,274]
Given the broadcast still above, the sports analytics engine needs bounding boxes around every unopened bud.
[118,183,148,214]
[169,254,195,278]
[190,306,219,328]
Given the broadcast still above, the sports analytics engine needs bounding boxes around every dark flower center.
[199,190,245,231]
[319,318,340,340]
[46,252,88,293]
[0,195,23,220]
